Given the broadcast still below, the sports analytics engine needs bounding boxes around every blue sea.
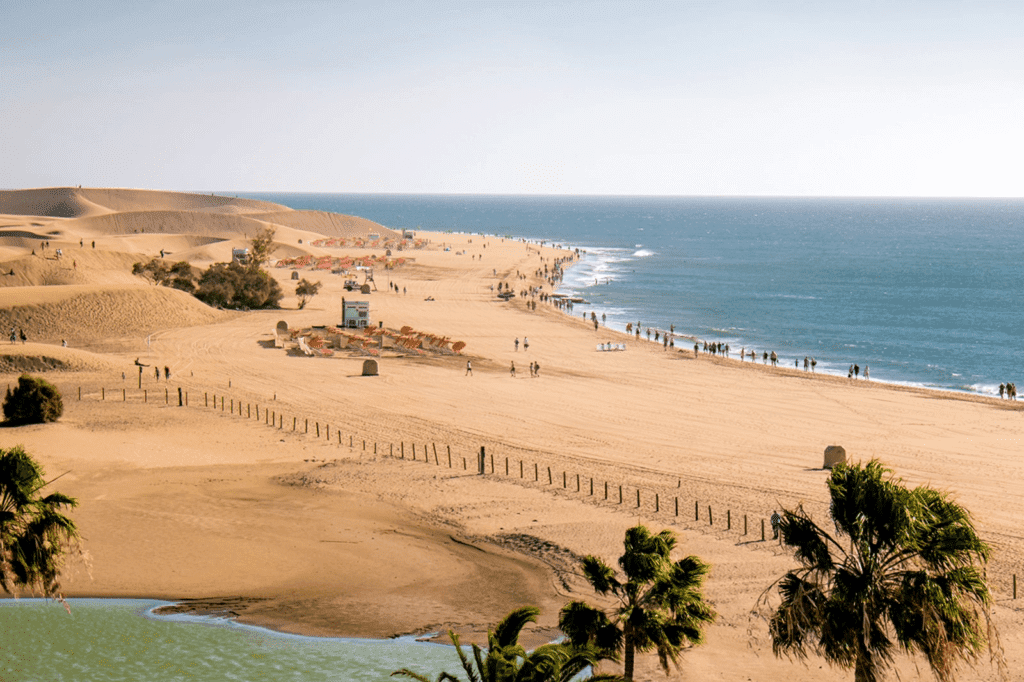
[238,193,1024,396]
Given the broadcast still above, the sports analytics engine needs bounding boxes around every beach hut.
[341,297,370,329]
[362,359,379,376]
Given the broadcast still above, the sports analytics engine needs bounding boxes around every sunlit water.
[0,599,458,682]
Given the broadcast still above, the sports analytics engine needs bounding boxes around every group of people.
[847,364,869,380]
[999,383,1017,400]
[513,337,529,352]
[8,327,27,344]
[509,361,541,377]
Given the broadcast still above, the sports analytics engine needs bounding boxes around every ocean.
[237,193,1024,396]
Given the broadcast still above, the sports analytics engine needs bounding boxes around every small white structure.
[402,229,415,239]
[341,297,370,329]
[232,247,250,265]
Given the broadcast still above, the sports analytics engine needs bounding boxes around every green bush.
[194,261,282,309]
[3,375,64,425]
[131,259,197,293]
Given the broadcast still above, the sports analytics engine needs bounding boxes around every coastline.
[2,190,1023,679]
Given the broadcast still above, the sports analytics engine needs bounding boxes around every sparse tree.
[295,279,322,309]
[248,227,277,271]
[559,525,716,681]
[764,460,999,682]
[0,445,81,603]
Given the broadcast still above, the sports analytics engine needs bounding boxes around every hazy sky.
[4,1,1023,196]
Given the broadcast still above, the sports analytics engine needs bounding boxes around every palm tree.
[558,525,716,680]
[0,445,81,602]
[765,459,997,682]
[392,606,622,682]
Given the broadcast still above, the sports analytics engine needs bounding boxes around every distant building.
[232,248,250,265]
[341,297,370,328]
[402,229,415,239]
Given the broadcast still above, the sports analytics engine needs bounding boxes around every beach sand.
[2,187,1022,681]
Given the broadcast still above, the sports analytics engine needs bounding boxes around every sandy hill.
[0,284,231,346]
[0,187,286,218]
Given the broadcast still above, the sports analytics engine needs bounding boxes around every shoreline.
[516,232,1020,404]
[3,189,1024,679]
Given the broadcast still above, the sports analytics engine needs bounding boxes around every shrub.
[195,261,282,309]
[3,375,64,425]
[132,259,197,293]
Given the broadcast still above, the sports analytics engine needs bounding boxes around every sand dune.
[1,188,1020,681]
[0,187,286,218]
[0,284,230,346]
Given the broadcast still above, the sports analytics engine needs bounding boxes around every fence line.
[76,382,1023,603]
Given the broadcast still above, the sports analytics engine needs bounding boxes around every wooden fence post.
[102,388,105,400]
[520,461,524,478]
[562,471,566,488]
[695,500,699,521]
[122,388,126,401]
[744,515,748,535]
[165,388,168,404]
[619,485,623,504]
[761,519,765,541]
[604,481,608,500]
[305,418,308,433]
[144,390,147,403]
[727,510,731,530]
[675,497,679,517]
[316,422,320,438]
[506,458,509,476]
[448,446,452,468]
[79,387,82,401]
[535,463,538,481]
[636,489,640,508]
[547,467,552,484]
[205,392,208,407]
[655,493,659,513]
[708,506,713,525]
[590,478,593,495]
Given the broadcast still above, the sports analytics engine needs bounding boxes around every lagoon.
[0,599,457,682]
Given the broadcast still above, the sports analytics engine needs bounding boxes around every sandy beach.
[2,187,1023,681]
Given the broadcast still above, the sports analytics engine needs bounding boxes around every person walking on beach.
[803,356,809,371]
[523,337,529,352]
[864,366,870,380]
[19,328,26,344]
[999,383,1005,399]
[771,510,782,539]
[694,342,699,358]
[465,360,472,376]
[515,337,519,352]
[164,366,171,380]
[811,357,817,372]
[510,361,516,377]
[854,364,860,378]
[155,366,160,380]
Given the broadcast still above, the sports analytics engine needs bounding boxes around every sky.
[3,1,1023,196]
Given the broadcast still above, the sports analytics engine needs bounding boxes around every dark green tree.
[765,460,998,682]
[3,375,63,425]
[295,278,322,309]
[195,261,282,309]
[393,606,622,682]
[559,525,716,680]
[0,445,81,602]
